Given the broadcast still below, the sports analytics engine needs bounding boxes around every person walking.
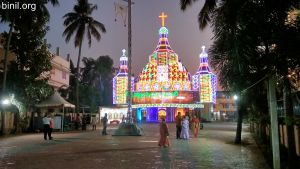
[49,115,54,140]
[175,112,182,139]
[191,115,200,138]
[74,113,81,130]
[42,113,51,140]
[122,115,126,123]
[158,118,170,147]
[91,116,97,130]
[102,113,108,135]
[180,116,190,140]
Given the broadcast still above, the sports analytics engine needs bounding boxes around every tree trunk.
[1,20,14,135]
[283,77,296,169]
[2,19,14,93]
[235,101,243,144]
[76,41,82,114]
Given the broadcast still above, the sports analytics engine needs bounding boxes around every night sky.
[0,0,213,76]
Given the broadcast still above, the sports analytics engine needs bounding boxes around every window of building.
[62,71,66,79]
[50,69,55,75]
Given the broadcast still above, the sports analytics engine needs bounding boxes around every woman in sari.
[191,115,200,137]
[158,118,170,147]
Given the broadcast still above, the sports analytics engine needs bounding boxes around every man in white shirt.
[42,113,51,140]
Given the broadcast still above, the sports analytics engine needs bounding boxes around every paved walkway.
[0,122,269,169]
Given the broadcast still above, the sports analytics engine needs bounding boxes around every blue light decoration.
[192,46,217,103]
[136,108,142,122]
[113,49,134,104]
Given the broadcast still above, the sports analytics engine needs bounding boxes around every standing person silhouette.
[102,113,108,135]
[180,116,190,140]
[191,115,200,138]
[49,114,54,140]
[175,112,182,139]
[91,116,97,130]
[42,113,51,140]
[158,118,170,147]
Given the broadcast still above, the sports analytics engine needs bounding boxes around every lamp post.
[113,0,142,136]
[127,0,133,123]
[1,97,11,135]
[233,94,238,121]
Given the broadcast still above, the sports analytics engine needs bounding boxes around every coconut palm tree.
[63,0,106,113]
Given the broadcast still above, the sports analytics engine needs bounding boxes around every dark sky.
[1,0,213,75]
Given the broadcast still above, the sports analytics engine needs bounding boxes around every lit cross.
[159,12,168,27]
[122,49,126,56]
[202,45,206,52]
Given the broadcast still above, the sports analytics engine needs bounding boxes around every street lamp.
[233,95,238,100]
[233,94,238,121]
[2,99,10,105]
[1,97,11,135]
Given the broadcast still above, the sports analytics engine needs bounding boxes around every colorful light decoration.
[132,103,204,109]
[113,49,134,105]
[193,46,217,103]
[112,13,216,123]
[135,13,192,92]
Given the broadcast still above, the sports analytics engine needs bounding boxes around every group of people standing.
[42,112,107,140]
[42,113,54,140]
[158,112,201,147]
[176,112,201,139]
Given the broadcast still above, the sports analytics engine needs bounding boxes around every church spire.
[197,45,211,74]
[155,12,173,52]
[118,49,128,74]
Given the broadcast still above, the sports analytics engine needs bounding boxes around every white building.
[48,53,71,90]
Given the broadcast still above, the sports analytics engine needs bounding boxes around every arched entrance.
[158,108,166,120]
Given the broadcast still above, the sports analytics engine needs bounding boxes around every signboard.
[132,91,197,104]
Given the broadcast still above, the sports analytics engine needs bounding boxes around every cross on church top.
[159,12,168,27]
[122,49,126,56]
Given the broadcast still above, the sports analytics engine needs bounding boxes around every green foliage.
[81,55,114,106]
[25,80,54,105]
[78,84,100,112]
[1,0,57,112]
[62,0,106,112]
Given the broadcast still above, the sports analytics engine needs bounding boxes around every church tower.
[113,49,134,105]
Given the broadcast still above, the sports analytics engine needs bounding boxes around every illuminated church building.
[112,13,216,122]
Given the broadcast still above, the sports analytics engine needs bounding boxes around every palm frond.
[198,0,217,30]
[87,26,92,47]
[89,4,98,14]
[63,19,81,43]
[180,0,199,11]
[89,23,101,38]
[92,20,106,33]
[74,23,85,47]
[63,13,80,26]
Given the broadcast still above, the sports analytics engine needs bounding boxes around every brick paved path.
[0,122,269,169]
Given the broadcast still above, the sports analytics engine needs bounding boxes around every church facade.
[113,13,216,122]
